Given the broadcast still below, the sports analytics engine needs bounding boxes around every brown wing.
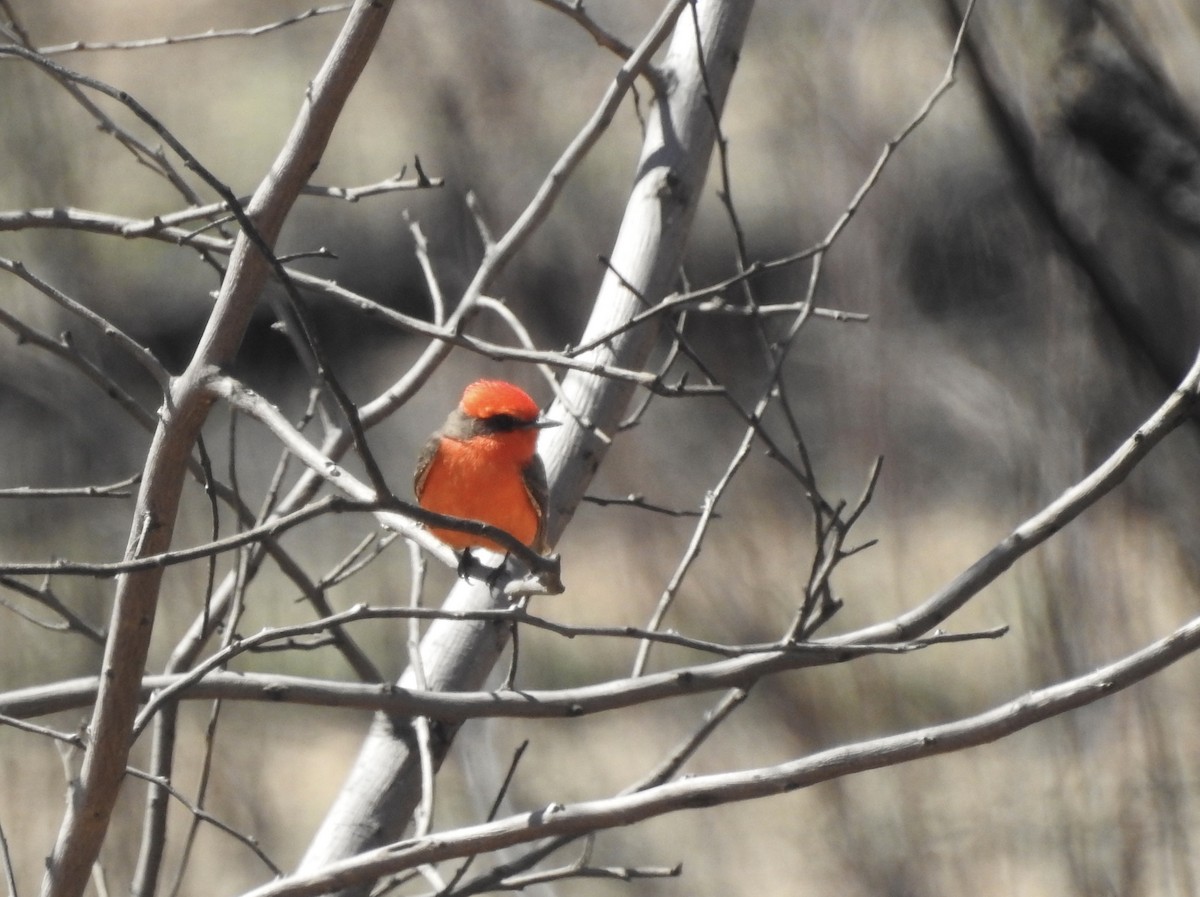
[413,433,442,499]
[521,453,551,553]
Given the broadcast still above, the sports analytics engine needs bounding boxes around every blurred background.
[3,1,1200,895]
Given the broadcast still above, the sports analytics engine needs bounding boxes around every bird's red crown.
[459,379,541,422]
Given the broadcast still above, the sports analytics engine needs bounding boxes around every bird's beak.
[532,414,561,429]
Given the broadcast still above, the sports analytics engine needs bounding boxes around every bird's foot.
[485,553,512,591]
[457,549,511,591]
[456,548,478,581]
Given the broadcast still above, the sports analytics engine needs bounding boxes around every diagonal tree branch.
[37,3,399,896]
[295,1,756,890]
[240,603,1200,897]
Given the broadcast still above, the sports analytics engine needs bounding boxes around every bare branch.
[32,4,354,55]
[26,2,404,891]
[474,0,689,285]
[299,3,761,876]
[302,169,444,201]
[426,741,527,897]
[0,816,15,897]
[0,713,85,748]
[530,0,635,60]
[233,605,1200,897]
[0,258,169,387]
[837,348,1200,646]
[0,206,233,250]
[406,216,446,326]
[0,473,141,500]
[444,690,743,897]
[0,625,1005,724]
[0,576,106,644]
[580,493,711,517]
[632,402,760,675]
[687,0,982,296]
[496,853,679,890]
[0,495,361,578]
[0,299,158,432]
[124,769,281,879]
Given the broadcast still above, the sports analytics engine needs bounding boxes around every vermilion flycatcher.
[414,379,558,556]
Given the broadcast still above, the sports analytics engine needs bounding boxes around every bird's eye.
[487,413,520,431]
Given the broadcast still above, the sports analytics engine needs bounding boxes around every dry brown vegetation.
[3,2,1200,896]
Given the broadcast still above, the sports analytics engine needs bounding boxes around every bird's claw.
[485,554,511,590]
[456,548,478,581]
[456,549,510,592]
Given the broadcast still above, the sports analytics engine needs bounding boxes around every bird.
[414,380,559,569]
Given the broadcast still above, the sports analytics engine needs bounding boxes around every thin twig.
[0,472,140,499]
[2,625,1008,724]
[631,408,759,676]
[231,602,1200,897]
[0,495,360,578]
[432,690,745,897]
[475,0,689,283]
[580,493,712,517]
[0,298,158,432]
[407,216,446,326]
[405,566,437,843]
[435,741,530,896]
[0,815,16,897]
[32,4,354,55]
[125,768,281,878]
[0,576,106,644]
[0,258,169,387]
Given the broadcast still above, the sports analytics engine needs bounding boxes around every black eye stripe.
[479,413,526,432]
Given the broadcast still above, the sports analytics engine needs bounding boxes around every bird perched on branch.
[414,379,558,572]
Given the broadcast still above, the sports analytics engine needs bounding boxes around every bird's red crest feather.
[459,379,540,422]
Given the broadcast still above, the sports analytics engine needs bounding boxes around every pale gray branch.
[30,2,401,894]
[238,606,1200,897]
[298,5,756,882]
[836,345,1200,647]
[34,4,353,55]
[0,630,987,724]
